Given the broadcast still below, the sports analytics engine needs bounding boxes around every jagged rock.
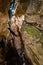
[22,25,43,65]
[25,14,40,23]
[0,0,43,65]
[25,0,43,27]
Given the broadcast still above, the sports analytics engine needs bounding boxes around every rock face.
[21,25,43,65]
[25,0,43,27]
[0,0,43,65]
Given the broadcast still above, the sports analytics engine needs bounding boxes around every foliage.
[22,25,41,37]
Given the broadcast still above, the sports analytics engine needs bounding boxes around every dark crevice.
[0,28,33,65]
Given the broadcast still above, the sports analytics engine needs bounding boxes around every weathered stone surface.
[0,0,43,65]
[22,25,43,65]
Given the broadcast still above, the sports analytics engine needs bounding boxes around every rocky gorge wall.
[0,0,43,65]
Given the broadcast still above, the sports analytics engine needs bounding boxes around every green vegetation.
[22,25,43,45]
[22,25,41,37]
[40,34,43,45]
